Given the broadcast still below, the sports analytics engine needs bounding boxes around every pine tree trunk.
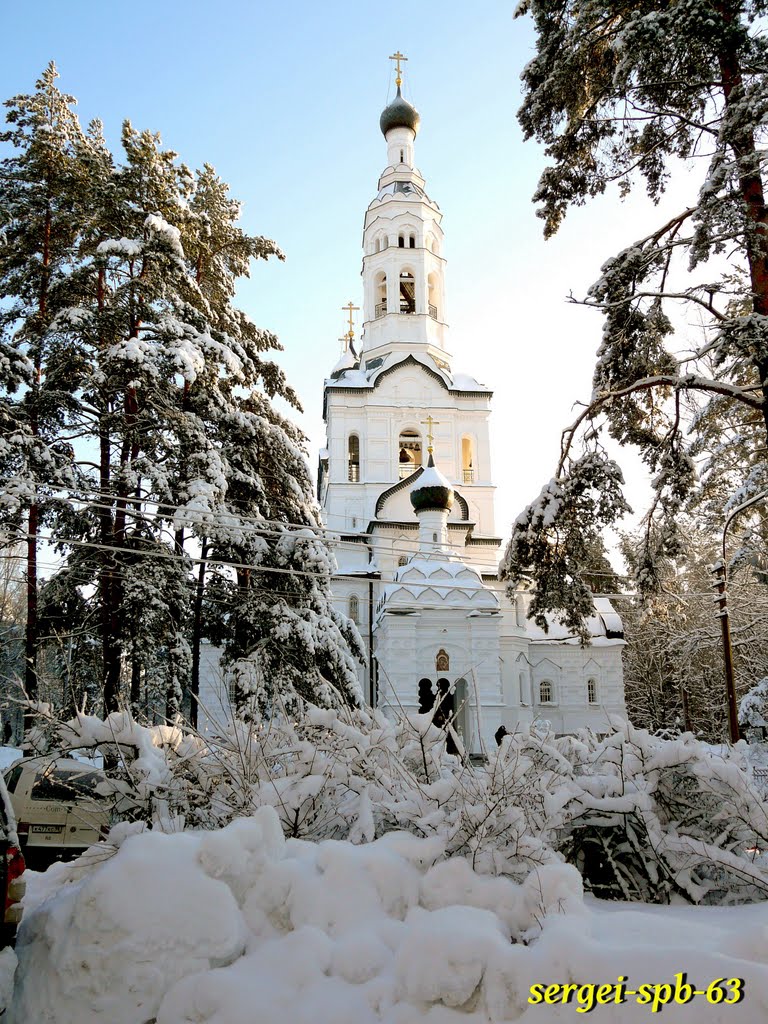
[130,647,141,713]
[24,203,52,718]
[717,7,768,444]
[24,503,38,701]
[189,538,208,729]
[100,422,121,713]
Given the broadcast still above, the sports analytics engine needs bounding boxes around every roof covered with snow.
[378,556,500,616]
[526,597,625,645]
[324,352,490,395]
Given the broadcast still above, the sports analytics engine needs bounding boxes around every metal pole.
[711,561,740,743]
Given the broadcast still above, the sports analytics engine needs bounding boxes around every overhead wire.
[11,484,504,571]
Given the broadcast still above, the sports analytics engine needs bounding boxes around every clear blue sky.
[2,1,685,541]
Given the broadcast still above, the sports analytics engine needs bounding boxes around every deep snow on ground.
[8,808,768,1023]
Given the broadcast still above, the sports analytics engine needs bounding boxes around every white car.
[3,758,111,868]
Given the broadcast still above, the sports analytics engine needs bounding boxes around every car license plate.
[30,825,64,835]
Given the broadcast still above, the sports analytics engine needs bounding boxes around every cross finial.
[421,414,440,454]
[341,300,359,346]
[389,50,408,89]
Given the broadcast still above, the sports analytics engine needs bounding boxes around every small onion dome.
[410,453,453,513]
[380,87,421,137]
[329,346,357,380]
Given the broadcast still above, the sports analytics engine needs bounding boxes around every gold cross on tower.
[389,50,408,89]
[421,414,440,454]
[341,301,359,349]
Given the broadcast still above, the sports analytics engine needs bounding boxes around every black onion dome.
[380,87,421,137]
[410,454,453,513]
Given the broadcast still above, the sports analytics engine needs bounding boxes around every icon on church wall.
[435,649,449,673]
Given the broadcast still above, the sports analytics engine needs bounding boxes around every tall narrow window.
[399,148,404,163]
[539,680,553,704]
[461,436,474,484]
[398,429,422,478]
[349,594,359,623]
[398,234,405,248]
[375,272,387,319]
[428,273,439,320]
[587,678,598,704]
[399,270,416,313]
[348,434,360,482]
[409,234,416,248]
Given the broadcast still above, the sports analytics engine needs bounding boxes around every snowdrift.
[11,806,768,1023]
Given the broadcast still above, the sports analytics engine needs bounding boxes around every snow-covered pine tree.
[1,68,363,718]
[503,2,768,630]
[0,62,85,701]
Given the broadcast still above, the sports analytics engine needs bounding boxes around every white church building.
[317,60,627,753]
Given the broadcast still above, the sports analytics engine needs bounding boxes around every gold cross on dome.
[341,301,359,345]
[421,414,440,453]
[389,50,408,88]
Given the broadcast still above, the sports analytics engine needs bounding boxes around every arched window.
[374,238,380,254]
[375,272,387,319]
[398,429,422,478]
[349,594,359,623]
[461,436,474,484]
[399,269,416,314]
[398,234,405,248]
[409,234,416,248]
[587,678,598,704]
[428,272,439,320]
[539,680,553,704]
[348,434,360,482]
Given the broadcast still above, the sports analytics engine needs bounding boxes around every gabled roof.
[375,471,470,519]
[323,352,491,418]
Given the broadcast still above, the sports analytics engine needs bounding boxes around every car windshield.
[31,769,108,803]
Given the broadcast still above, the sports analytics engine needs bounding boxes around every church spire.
[359,58,448,364]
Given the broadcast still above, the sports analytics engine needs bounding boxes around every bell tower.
[359,54,450,367]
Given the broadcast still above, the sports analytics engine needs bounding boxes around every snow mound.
[13,805,768,1023]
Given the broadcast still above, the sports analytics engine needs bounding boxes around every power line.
[6,485,502,570]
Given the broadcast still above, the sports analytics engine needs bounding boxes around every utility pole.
[711,561,739,743]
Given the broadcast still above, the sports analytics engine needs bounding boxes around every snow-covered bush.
[557,720,768,904]
[24,704,768,905]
